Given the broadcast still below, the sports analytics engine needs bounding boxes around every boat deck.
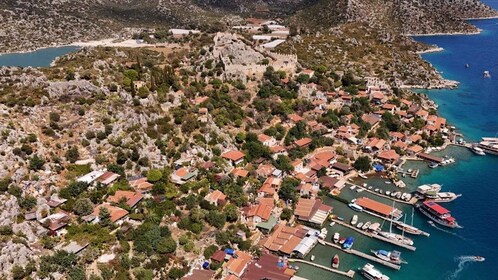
[288,259,355,278]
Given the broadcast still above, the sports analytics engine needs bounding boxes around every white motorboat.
[361,263,390,280]
[471,146,486,156]
[351,215,358,225]
[356,222,364,229]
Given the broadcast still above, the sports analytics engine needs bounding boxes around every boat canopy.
[423,201,450,215]
[378,250,389,256]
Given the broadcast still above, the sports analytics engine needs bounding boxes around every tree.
[167,267,185,280]
[29,155,45,170]
[73,198,94,215]
[353,156,371,172]
[278,178,299,203]
[98,207,111,227]
[280,208,293,221]
[207,210,226,229]
[147,169,163,182]
[224,204,239,222]
[65,146,80,163]
[156,237,177,254]
[273,155,294,173]
[203,244,218,259]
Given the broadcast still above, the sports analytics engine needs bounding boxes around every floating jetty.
[332,219,418,251]
[288,259,355,278]
[318,240,401,270]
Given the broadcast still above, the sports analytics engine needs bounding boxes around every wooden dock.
[332,219,418,251]
[288,259,355,278]
[318,240,401,270]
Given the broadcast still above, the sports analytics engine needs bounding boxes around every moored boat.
[418,200,461,228]
[342,237,354,249]
[311,255,315,261]
[339,237,346,245]
[332,254,340,268]
[378,231,414,246]
[361,263,390,280]
[359,173,368,179]
[372,249,406,265]
[351,215,358,225]
[478,137,498,155]
[349,203,364,212]
[333,232,340,243]
[471,145,486,155]
[362,221,371,231]
[356,222,364,229]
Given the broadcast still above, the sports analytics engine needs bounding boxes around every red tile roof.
[294,138,312,147]
[107,191,144,208]
[222,150,245,161]
[355,197,395,216]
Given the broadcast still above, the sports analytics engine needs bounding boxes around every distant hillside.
[0,0,496,54]
[290,0,498,34]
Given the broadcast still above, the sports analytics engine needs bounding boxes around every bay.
[0,46,79,67]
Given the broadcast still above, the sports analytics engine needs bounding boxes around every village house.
[171,167,198,185]
[294,198,332,226]
[362,113,382,127]
[294,137,312,149]
[204,190,227,206]
[39,212,70,236]
[256,164,274,177]
[224,251,253,278]
[128,176,154,193]
[377,149,400,163]
[231,167,249,178]
[331,162,354,175]
[258,134,277,147]
[242,201,274,230]
[90,203,129,224]
[107,191,144,208]
[222,150,245,166]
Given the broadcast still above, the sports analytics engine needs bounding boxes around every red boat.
[332,254,339,269]
[418,201,461,228]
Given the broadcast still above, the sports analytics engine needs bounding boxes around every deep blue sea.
[296,14,498,280]
[0,46,79,67]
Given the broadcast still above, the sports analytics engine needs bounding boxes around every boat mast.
[389,201,395,233]
[411,207,414,226]
[402,214,406,237]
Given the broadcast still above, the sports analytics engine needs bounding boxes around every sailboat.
[378,202,414,246]
[395,208,429,236]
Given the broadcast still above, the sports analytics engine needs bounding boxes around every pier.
[332,219,418,251]
[318,240,401,270]
[288,259,355,278]
[350,183,418,205]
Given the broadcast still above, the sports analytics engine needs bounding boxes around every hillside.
[290,0,498,34]
[0,0,497,53]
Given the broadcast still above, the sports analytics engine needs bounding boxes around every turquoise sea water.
[296,17,498,280]
[0,46,79,67]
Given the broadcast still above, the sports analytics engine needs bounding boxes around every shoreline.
[416,46,444,54]
[406,28,482,37]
